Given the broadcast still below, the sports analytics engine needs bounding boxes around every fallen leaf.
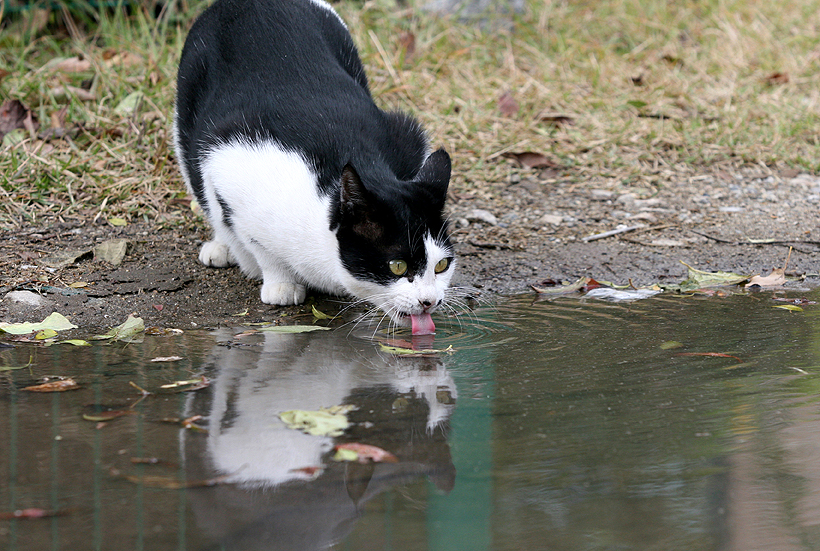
[50,86,96,102]
[745,268,786,288]
[378,343,454,355]
[35,328,58,340]
[22,378,80,392]
[764,72,789,85]
[498,91,519,117]
[398,31,416,58]
[773,305,803,312]
[94,238,130,265]
[0,99,37,139]
[91,314,145,342]
[82,409,136,422]
[68,281,89,288]
[114,91,144,115]
[660,341,684,350]
[144,327,184,336]
[531,276,590,295]
[150,356,184,363]
[107,217,128,227]
[311,305,331,320]
[585,287,662,302]
[57,339,91,346]
[159,376,210,392]
[537,112,575,127]
[258,325,330,333]
[0,312,78,335]
[38,248,94,269]
[502,151,558,169]
[48,56,93,73]
[664,261,750,292]
[333,443,399,464]
[279,405,356,437]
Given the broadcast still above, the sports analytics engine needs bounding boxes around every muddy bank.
[2,165,819,331]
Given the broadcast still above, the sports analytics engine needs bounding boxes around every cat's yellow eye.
[434,258,450,274]
[389,259,408,276]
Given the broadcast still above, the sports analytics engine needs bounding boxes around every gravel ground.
[2,164,819,331]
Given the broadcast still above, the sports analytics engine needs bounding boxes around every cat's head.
[332,149,455,331]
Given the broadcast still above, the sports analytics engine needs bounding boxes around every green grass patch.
[1,0,819,228]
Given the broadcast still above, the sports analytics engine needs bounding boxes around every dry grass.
[1,0,819,229]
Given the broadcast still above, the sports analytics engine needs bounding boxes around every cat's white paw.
[260,281,307,305]
[199,241,235,267]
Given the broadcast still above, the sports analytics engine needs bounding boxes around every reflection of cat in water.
[182,329,456,550]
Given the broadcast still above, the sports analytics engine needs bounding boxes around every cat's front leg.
[199,240,236,267]
[259,264,307,305]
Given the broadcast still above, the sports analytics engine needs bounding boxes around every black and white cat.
[173,0,455,334]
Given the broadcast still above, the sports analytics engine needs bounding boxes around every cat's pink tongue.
[410,313,436,335]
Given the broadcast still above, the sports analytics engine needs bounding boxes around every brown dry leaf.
[502,151,559,169]
[103,51,144,67]
[50,86,96,102]
[537,112,575,127]
[498,91,519,117]
[764,72,789,85]
[0,99,35,138]
[745,268,787,288]
[49,56,93,73]
[398,31,416,58]
[0,68,10,83]
[22,378,80,392]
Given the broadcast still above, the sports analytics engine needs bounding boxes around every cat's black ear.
[340,164,382,239]
[414,148,451,206]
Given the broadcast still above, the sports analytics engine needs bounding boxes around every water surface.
[2,292,820,550]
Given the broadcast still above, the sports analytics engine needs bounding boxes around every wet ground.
[2,292,820,550]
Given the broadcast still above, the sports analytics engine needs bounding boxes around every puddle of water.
[2,291,820,550]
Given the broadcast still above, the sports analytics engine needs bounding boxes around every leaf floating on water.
[531,277,590,295]
[674,352,742,362]
[159,376,210,392]
[585,287,662,302]
[56,339,91,347]
[773,304,803,312]
[35,328,58,340]
[666,261,750,292]
[660,341,684,350]
[279,406,356,437]
[22,378,80,392]
[82,409,136,422]
[378,343,454,355]
[333,443,399,464]
[0,312,78,335]
[144,326,184,336]
[258,325,330,333]
[150,356,184,363]
[91,314,144,342]
[746,268,787,288]
[311,305,331,320]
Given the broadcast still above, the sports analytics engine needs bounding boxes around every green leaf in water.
[58,339,92,346]
[0,312,78,335]
[662,261,751,292]
[773,304,803,312]
[35,328,58,340]
[660,341,684,350]
[311,305,331,320]
[378,343,454,355]
[258,325,330,333]
[91,314,145,342]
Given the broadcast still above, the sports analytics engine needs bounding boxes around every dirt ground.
[2,163,819,331]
